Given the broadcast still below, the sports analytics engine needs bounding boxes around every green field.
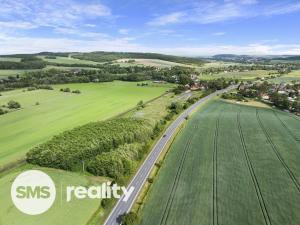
[115,58,190,68]
[38,56,100,65]
[199,70,276,80]
[0,81,171,168]
[268,70,300,83]
[0,165,109,225]
[0,57,21,62]
[141,100,300,225]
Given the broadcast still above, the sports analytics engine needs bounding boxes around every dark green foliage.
[26,118,153,170]
[72,90,81,94]
[7,100,21,109]
[221,93,246,101]
[87,143,146,179]
[101,198,114,209]
[168,102,183,114]
[0,57,46,69]
[0,108,8,115]
[119,212,140,225]
[72,51,206,65]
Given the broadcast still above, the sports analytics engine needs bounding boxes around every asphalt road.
[103,86,236,225]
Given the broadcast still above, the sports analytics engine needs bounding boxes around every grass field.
[141,100,300,225]
[199,70,276,80]
[0,164,109,225]
[0,81,171,168]
[38,56,100,65]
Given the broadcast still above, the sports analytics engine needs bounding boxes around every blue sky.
[0,0,300,55]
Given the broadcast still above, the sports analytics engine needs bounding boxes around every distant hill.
[71,51,206,65]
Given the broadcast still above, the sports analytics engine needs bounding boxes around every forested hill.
[71,51,206,65]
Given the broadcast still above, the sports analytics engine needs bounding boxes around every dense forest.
[71,51,206,65]
[26,118,154,171]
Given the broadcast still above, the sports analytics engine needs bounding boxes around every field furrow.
[256,109,300,192]
[237,111,271,225]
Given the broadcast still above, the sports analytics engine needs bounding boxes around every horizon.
[1,0,300,56]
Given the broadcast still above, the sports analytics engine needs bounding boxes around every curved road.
[104,86,236,225]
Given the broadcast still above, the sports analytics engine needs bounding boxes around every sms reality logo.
[11,170,135,215]
[11,170,56,215]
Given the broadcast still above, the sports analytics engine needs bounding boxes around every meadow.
[38,56,100,65]
[141,100,300,225]
[115,58,190,68]
[0,165,109,225]
[0,81,171,168]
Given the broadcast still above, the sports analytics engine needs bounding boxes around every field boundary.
[237,111,271,225]
[256,109,300,192]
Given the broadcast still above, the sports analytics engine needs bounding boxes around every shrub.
[119,212,140,225]
[7,100,21,109]
[72,90,81,94]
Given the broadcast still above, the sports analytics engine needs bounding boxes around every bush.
[72,90,81,94]
[0,108,8,115]
[119,212,140,225]
[7,100,21,109]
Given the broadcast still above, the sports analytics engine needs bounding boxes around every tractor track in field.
[256,109,300,192]
[237,111,272,225]
[272,111,300,142]
[212,117,219,225]
[158,135,194,225]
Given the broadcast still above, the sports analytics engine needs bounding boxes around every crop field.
[38,56,100,65]
[0,165,109,225]
[0,81,171,168]
[141,100,300,225]
[115,58,190,68]
[0,69,42,78]
[199,70,276,80]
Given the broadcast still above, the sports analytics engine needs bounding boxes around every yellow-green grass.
[141,100,300,225]
[0,81,172,168]
[38,56,100,65]
[0,164,109,225]
[115,58,190,68]
[199,70,276,80]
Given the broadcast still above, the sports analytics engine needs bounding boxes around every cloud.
[0,0,112,30]
[264,2,300,16]
[212,32,226,36]
[147,0,300,26]
[0,32,299,56]
[0,21,37,29]
[148,12,185,26]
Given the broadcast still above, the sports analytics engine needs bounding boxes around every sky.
[0,0,300,56]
